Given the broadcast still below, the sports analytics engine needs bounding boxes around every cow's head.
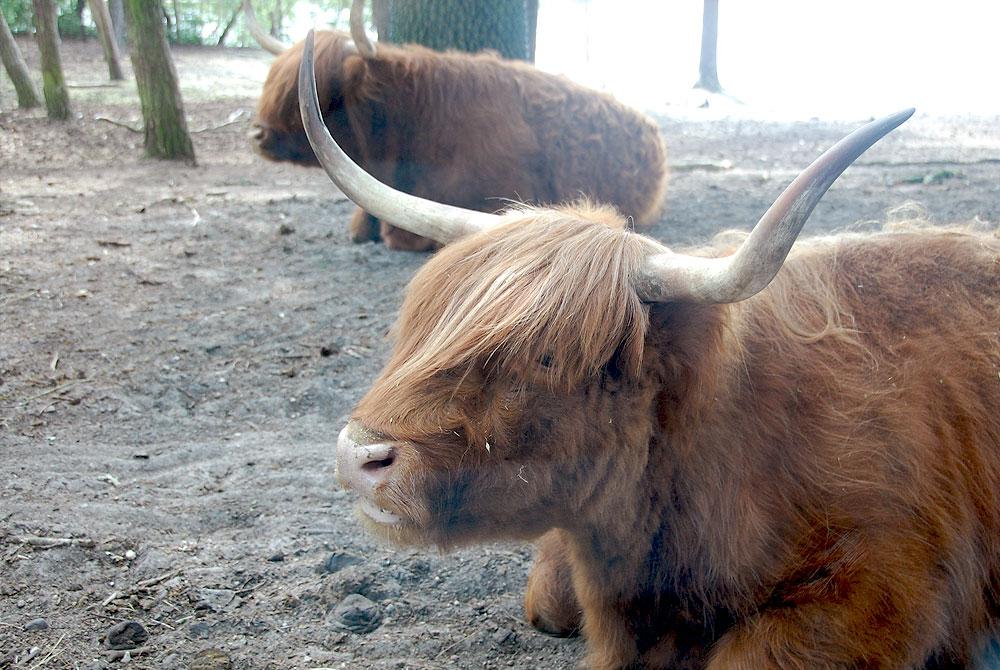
[295,31,913,547]
[251,30,367,165]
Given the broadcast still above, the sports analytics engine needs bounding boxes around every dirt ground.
[2,37,999,669]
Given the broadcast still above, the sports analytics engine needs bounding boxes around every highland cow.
[248,14,667,251]
[300,32,1000,670]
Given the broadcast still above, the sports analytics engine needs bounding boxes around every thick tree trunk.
[108,0,126,49]
[32,0,71,119]
[0,7,41,108]
[386,0,537,62]
[88,0,124,80]
[372,0,390,40]
[694,0,722,93]
[123,0,195,162]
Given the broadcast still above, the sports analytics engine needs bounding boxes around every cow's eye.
[539,353,553,369]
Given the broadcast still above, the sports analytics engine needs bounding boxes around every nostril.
[248,125,266,141]
[361,447,396,474]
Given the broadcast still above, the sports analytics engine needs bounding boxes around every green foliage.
[0,0,353,46]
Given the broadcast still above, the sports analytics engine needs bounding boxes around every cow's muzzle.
[336,421,404,525]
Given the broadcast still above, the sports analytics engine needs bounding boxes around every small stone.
[320,551,361,574]
[23,618,49,632]
[188,621,211,639]
[192,588,237,613]
[492,628,514,645]
[267,552,285,562]
[331,593,381,634]
[189,648,231,670]
[124,550,137,560]
[277,223,295,236]
[102,620,149,650]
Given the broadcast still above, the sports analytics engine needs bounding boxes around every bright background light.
[534,0,1000,118]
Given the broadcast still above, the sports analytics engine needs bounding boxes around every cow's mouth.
[357,497,404,525]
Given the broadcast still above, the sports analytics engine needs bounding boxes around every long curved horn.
[350,0,377,58]
[636,108,915,303]
[297,30,499,245]
[243,0,288,55]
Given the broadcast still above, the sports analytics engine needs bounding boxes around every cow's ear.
[342,54,369,95]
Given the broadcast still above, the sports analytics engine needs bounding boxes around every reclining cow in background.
[299,31,1000,670]
[247,1,668,251]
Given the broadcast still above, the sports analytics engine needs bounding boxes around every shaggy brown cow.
[300,33,1000,670]
[249,22,667,251]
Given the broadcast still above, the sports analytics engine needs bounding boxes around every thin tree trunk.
[270,0,281,39]
[108,0,126,49]
[88,0,124,80]
[216,2,241,47]
[694,0,722,93]
[171,0,180,43]
[32,0,71,119]
[124,0,195,162]
[74,0,86,38]
[0,7,41,108]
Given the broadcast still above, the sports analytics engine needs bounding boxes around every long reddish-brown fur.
[350,206,1000,669]
[252,32,668,251]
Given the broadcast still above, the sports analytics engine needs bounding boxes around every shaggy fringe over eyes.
[259,31,360,133]
[384,204,652,390]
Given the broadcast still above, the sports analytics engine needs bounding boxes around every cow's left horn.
[635,108,915,303]
[350,0,377,58]
[242,0,289,55]
[298,30,499,245]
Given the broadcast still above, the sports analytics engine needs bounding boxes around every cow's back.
[714,228,1000,659]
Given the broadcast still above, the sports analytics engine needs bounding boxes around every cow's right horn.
[243,0,289,55]
[634,108,914,304]
[298,30,500,245]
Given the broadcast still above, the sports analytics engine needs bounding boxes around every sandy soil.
[2,37,999,669]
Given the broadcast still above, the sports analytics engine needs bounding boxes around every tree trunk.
[171,0,180,43]
[88,0,124,80]
[694,0,722,93]
[74,0,86,38]
[32,0,71,119]
[269,0,282,39]
[372,0,390,40]
[386,0,537,62]
[123,0,195,162]
[0,7,41,108]
[216,2,241,47]
[108,0,126,49]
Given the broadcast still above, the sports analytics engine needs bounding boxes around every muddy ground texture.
[2,37,1000,669]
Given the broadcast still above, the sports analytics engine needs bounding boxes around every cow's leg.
[524,529,582,636]
[349,208,380,243]
[379,222,440,252]
[705,549,945,670]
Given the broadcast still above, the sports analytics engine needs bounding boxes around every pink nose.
[336,422,398,494]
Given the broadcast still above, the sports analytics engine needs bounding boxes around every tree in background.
[694,0,722,93]
[87,0,123,79]
[382,0,537,62]
[32,0,71,119]
[0,5,40,107]
[107,0,124,47]
[123,0,194,161]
